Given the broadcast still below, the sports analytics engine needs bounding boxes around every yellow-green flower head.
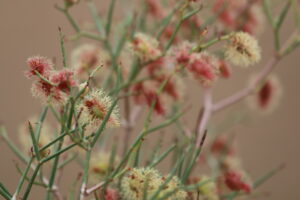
[121,168,163,200]
[198,176,219,200]
[76,89,120,132]
[89,151,119,182]
[160,176,187,200]
[225,32,261,67]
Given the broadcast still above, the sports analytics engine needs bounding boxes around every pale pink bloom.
[248,75,282,113]
[218,60,231,79]
[31,80,65,104]
[145,0,164,19]
[50,69,77,94]
[26,56,53,78]
[105,188,119,200]
[224,170,252,193]
[127,33,162,62]
[187,52,220,87]
[71,44,105,80]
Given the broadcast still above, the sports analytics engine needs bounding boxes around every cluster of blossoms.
[213,0,264,35]
[121,168,187,200]
[26,56,77,105]
[2,0,294,199]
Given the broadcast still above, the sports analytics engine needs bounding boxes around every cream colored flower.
[76,89,120,133]
[225,32,261,67]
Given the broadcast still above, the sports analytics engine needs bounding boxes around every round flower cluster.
[127,33,162,62]
[26,56,77,105]
[225,32,261,67]
[121,168,187,200]
[76,89,120,132]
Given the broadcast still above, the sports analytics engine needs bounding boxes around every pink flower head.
[105,188,119,200]
[218,60,231,79]
[50,69,77,94]
[170,42,194,66]
[132,83,166,115]
[154,74,179,100]
[146,57,165,75]
[224,171,252,193]
[210,137,234,156]
[187,52,220,86]
[31,80,65,104]
[145,0,164,19]
[127,33,162,62]
[248,75,282,113]
[26,56,53,78]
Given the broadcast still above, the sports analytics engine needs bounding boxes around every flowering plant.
[0,0,299,200]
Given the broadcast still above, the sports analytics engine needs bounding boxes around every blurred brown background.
[0,0,299,199]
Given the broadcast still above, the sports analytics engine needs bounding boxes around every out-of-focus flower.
[90,151,119,181]
[225,32,261,67]
[197,176,219,200]
[132,82,166,115]
[71,44,106,81]
[76,89,120,132]
[105,188,119,200]
[145,0,164,19]
[219,156,252,194]
[187,52,220,87]
[224,170,252,193]
[121,168,162,200]
[127,33,162,62]
[213,0,264,35]
[132,70,183,115]
[248,75,282,113]
[26,56,53,78]
[170,42,194,66]
[160,176,187,200]
[210,137,234,156]
[18,117,53,158]
[218,60,231,79]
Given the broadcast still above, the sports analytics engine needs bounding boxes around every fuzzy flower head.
[187,52,220,87]
[159,176,187,200]
[104,188,119,200]
[224,170,252,193]
[76,89,120,132]
[26,56,53,78]
[127,33,162,62]
[121,168,163,200]
[31,80,66,105]
[169,41,195,66]
[197,176,219,200]
[219,156,252,194]
[50,69,77,94]
[248,75,282,113]
[90,151,119,181]
[31,69,77,105]
[225,32,261,67]
[71,44,106,80]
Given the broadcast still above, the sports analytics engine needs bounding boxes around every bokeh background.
[0,0,299,199]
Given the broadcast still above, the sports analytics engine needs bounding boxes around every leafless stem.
[85,181,105,195]
[195,55,281,148]
[196,87,213,148]
[122,89,132,155]
[212,56,280,113]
